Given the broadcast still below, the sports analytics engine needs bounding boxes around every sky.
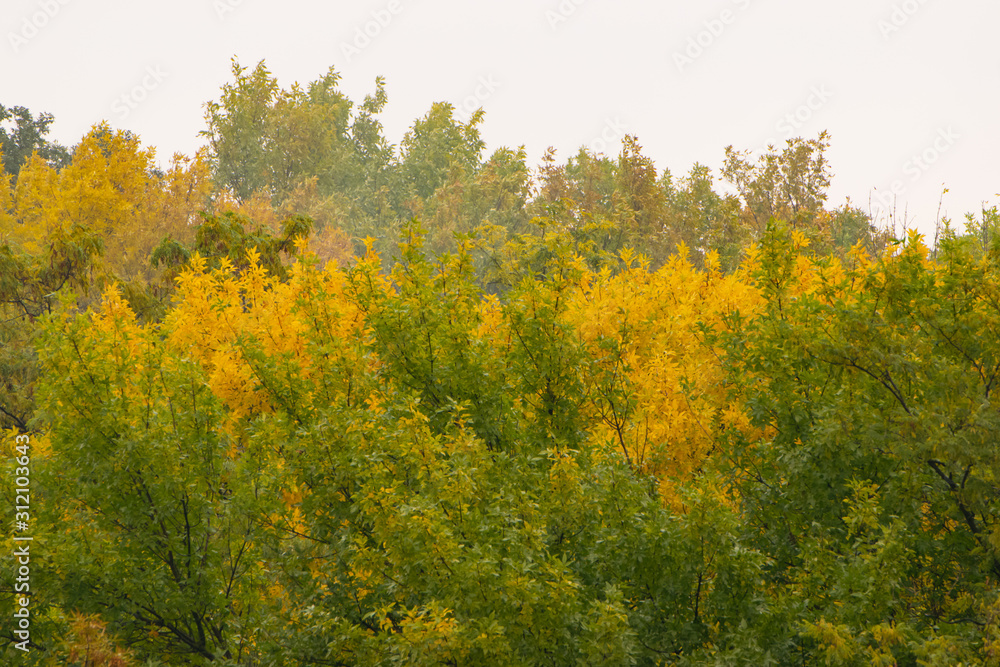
[4,0,998,240]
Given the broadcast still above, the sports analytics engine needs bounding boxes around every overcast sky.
[4,0,998,239]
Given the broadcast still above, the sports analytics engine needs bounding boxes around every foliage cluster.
[2,60,998,665]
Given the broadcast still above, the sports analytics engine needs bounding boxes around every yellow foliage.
[399,603,461,648]
[6,124,211,282]
[0,148,13,231]
[279,175,351,231]
[214,187,282,232]
[9,152,60,254]
[801,618,858,665]
[164,246,368,430]
[46,612,136,667]
[307,222,354,268]
[565,246,764,502]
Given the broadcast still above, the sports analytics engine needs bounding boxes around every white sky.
[4,0,998,239]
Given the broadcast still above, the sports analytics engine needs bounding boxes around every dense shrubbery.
[3,61,1000,665]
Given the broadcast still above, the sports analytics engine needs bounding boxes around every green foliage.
[397,102,485,203]
[0,223,103,430]
[723,132,833,236]
[22,225,774,665]
[10,57,1000,666]
[152,210,312,280]
[201,58,391,218]
[201,59,280,203]
[712,223,1000,662]
[662,162,745,271]
[200,62,885,281]
[250,234,764,665]
[938,203,1000,261]
[826,201,887,258]
[33,290,270,664]
[0,104,70,177]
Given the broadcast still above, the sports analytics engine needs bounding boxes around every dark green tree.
[0,104,70,177]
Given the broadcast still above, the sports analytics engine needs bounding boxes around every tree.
[0,104,70,177]
[201,59,279,203]
[263,68,356,201]
[616,135,668,248]
[201,60,399,264]
[467,146,532,233]
[664,162,745,270]
[6,122,215,329]
[202,60,392,218]
[23,224,766,664]
[946,203,1000,260]
[564,243,763,503]
[34,287,270,663]
[151,210,313,283]
[722,131,832,236]
[397,103,485,203]
[711,223,1000,662]
[0,217,102,431]
[0,148,13,229]
[825,200,886,258]
[0,122,212,430]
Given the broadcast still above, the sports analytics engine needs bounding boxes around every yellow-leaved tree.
[564,246,765,502]
[0,148,13,229]
[9,123,211,284]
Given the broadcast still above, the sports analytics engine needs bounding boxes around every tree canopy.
[2,60,997,666]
